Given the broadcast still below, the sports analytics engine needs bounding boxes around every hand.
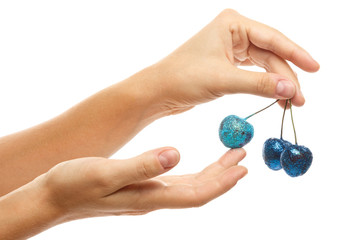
[42,147,247,219]
[143,9,319,115]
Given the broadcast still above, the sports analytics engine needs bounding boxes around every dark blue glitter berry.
[280,145,313,177]
[262,138,292,170]
[219,115,254,148]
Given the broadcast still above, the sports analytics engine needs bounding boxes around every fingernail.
[158,149,179,169]
[276,80,295,98]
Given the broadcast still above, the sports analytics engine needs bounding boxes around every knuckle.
[189,190,210,208]
[220,8,239,17]
[267,32,280,53]
[96,176,111,188]
[136,160,153,180]
[216,9,241,25]
[263,52,276,65]
[287,47,297,62]
[256,74,272,95]
[193,197,209,208]
[93,170,111,187]
[89,159,113,187]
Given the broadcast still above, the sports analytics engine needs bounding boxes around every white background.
[1,0,358,239]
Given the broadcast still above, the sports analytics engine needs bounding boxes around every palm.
[105,149,247,214]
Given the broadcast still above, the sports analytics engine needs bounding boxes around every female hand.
[142,9,319,115]
[43,147,246,218]
[1,147,247,239]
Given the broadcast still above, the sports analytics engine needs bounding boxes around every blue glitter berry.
[280,145,313,177]
[219,115,254,148]
[262,138,292,171]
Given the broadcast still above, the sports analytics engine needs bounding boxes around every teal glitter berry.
[219,100,279,149]
[219,115,254,148]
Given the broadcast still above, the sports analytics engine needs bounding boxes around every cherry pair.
[262,100,312,177]
[219,99,313,177]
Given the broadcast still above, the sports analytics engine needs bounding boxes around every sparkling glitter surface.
[280,145,313,177]
[262,138,292,170]
[219,115,254,148]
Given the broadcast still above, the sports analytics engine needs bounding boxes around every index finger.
[244,16,320,72]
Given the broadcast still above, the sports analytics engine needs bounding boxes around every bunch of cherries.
[219,99,313,177]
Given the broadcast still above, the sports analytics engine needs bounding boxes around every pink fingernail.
[276,80,295,98]
[159,150,179,169]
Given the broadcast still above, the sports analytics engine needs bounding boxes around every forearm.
[0,176,63,240]
[0,66,164,196]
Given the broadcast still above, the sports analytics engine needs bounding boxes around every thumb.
[114,147,180,186]
[221,66,296,99]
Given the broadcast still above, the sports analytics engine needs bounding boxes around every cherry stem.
[280,99,288,140]
[289,99,298,145]
[244,99,279,120]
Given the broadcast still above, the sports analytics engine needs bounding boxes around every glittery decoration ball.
[280,145,313,177]
[262,138,292,171]
[219,115,254,148]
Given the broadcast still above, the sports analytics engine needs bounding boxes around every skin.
[0,9,319,239]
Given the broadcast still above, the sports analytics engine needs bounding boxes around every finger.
[218,63,296,100]
[154,165,248,209]
[155,148,246,185]
[103,156,247,211]
[109,147,180,187]
[248,45,305,107]
[198,148,246,179]
[243,16,320,72]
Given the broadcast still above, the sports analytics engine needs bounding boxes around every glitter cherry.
[219,115,254,148]
[262,99,292,170]
[280,145,313,177]
[280,100,313,177]
[263,138,291,170]
[219,100,279,149]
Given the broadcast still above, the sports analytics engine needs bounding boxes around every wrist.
[0,175,65,239]
[119,64,171,121]
[128,62,194,119]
